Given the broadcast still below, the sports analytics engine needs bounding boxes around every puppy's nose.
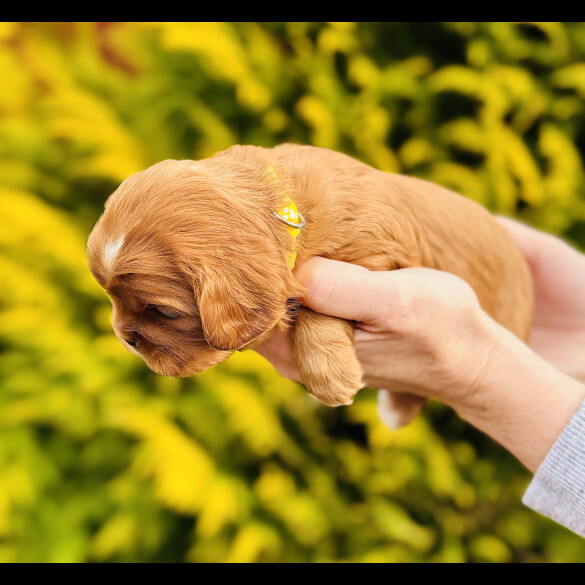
[125,339,137,347]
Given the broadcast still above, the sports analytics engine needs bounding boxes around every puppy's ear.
[196,265,291,351]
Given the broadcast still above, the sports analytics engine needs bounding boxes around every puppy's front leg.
[292,307,427,429]
[292,307,363,406]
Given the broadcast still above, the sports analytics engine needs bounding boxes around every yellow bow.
[266,165,305,268]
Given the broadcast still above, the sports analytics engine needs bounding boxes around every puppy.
[87,144,532,428]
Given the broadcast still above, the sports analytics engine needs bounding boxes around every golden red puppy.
[87,144,532,425]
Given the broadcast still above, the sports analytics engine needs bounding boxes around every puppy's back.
[385,172,533,341]
[276,145,532,342]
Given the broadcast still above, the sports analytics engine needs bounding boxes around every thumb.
[294,257,387,324]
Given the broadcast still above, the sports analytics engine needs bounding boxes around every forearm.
[448,313,585,473]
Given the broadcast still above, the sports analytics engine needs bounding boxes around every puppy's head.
[87,147,303,377]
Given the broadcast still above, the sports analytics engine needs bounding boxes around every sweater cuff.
[522,399,585,537]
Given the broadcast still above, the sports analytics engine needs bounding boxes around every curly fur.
[87,144,532,422]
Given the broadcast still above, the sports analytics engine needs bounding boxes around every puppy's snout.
[122,335,141,356]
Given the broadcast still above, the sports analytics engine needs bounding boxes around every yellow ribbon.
[266,165,305,268]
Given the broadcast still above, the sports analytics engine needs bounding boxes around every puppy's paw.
[302,351,363,406]
[377,389,426,430]
[292,308,363,406]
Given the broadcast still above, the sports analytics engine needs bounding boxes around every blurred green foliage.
[1,22,585,562]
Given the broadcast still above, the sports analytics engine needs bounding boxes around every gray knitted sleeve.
[522,399,585,538]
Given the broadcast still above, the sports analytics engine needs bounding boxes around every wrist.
[448,316,585,472]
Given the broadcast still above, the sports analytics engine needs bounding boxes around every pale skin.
[254,217,585,473]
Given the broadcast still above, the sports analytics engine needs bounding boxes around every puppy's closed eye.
[147,305,182,321]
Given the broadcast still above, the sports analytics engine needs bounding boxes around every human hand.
[256,258,496,414]
[496,217,585,382]
[254,255,585,471]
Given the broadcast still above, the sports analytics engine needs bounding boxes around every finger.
[494,216,542,264]
[252,329,302,383]
[495,215,561,270]
[496,215,585,280]
[294,257,390,324]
